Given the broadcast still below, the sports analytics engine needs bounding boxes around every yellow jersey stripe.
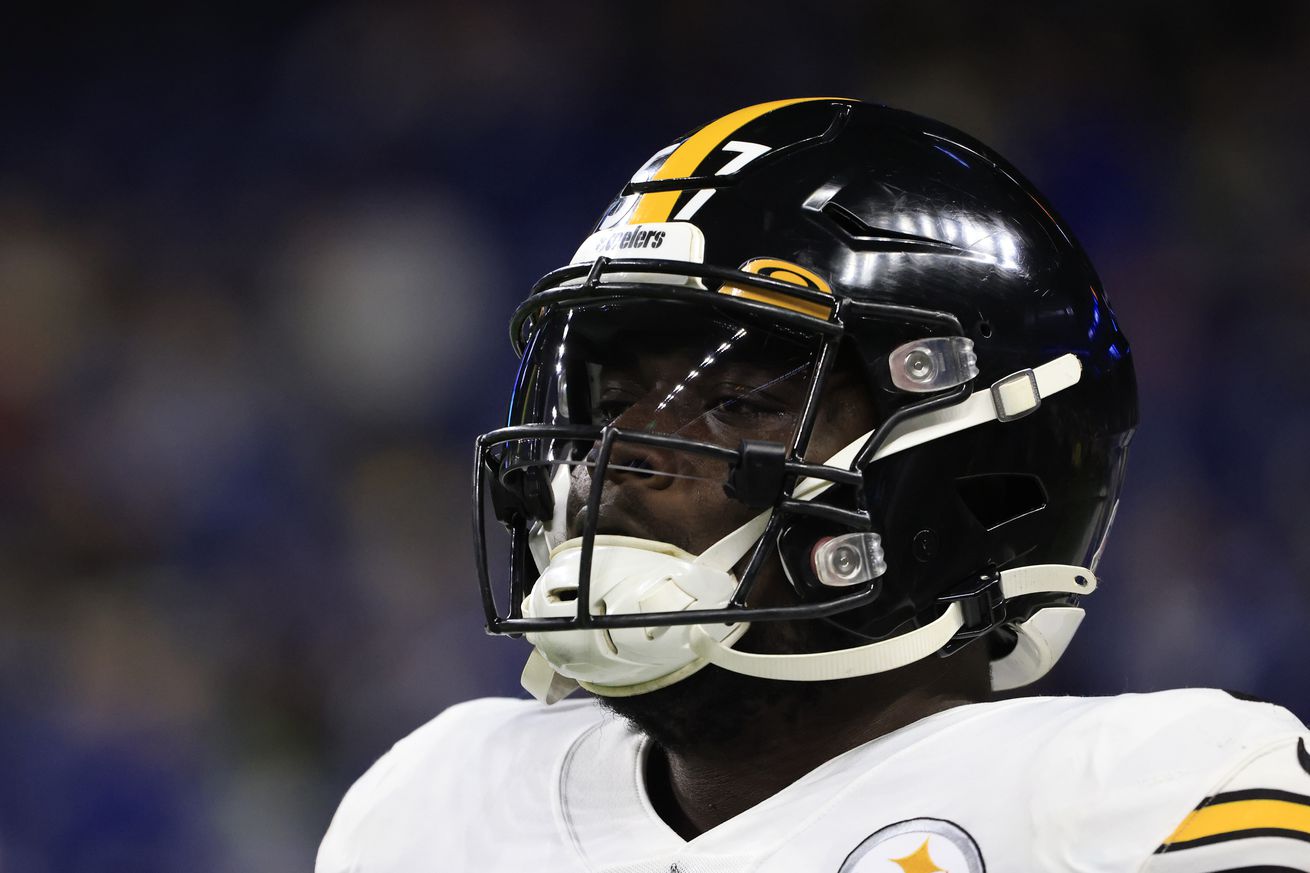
[1164,799,1310,846]
[629,98,844,225]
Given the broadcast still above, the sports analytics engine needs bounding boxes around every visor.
[508,299,817,473]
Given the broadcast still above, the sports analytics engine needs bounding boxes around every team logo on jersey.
[839,818,985,873]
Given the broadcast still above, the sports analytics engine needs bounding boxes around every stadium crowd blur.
[2,3,1308,870]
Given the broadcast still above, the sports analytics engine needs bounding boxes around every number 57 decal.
[673,140,771,220]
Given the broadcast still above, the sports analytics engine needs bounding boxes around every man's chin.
[593,663,822,754]
[590,620,840,753]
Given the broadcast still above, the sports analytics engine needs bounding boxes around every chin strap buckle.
[990,369,1042,421]
[936,569,1006,655]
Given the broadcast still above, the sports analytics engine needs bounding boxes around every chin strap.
[793,353,1082,501]
[688,564,1095,682]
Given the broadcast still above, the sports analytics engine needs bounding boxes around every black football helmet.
[474,98,1136,703]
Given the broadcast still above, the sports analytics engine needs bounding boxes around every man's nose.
[585,439,676,490]
[587,395,693,488]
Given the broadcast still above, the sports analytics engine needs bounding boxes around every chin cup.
[810,532,887,588]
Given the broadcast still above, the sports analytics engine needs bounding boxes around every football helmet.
[474,98,1137,703]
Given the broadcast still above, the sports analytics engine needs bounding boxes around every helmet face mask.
[473,98,1137,701]
[476,280,886,630]
[517,299,819,467]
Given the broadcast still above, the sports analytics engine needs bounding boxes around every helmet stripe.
[629,97,847,225]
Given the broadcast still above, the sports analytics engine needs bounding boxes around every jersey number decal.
[672,141,771,220]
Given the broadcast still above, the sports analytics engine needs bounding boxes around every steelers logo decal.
[719,258,834,319]
[739,258,832,294]
[838,818,985,873]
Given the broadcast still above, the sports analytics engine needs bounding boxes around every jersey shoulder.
[1065,687,1304,753]
[1134,693,1310,872]
[1019,687,1304,776]
[315,696,598,873]
[1021,689,1307,872]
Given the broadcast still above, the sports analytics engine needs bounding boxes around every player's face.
[564,325,876,576]
[567,329,883,749]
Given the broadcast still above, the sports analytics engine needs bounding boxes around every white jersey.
[318,690,1310,873]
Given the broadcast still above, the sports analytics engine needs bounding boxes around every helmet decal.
[628,97,847,224]
[720,258,834,319]
[569,221,707,288]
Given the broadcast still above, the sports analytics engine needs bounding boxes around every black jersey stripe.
[1204,867,1310,872]
[1200,789,1310,808]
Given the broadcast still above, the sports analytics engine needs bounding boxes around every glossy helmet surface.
[474,98,1136,700]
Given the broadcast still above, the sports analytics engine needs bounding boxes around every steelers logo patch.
[839,818,985,873]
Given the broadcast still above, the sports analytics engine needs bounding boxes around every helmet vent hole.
[819,202,947,246]
[955,473,1047,531]
[977,321,993,338]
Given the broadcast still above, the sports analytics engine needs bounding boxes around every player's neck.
[642,655,990,840]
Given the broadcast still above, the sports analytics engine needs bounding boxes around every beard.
[593,614,858,754]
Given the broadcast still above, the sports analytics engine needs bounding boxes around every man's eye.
[594,396,635,424]
[709,390,785,418]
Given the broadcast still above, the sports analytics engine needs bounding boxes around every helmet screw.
[912,529,938,562]
[904,348,936,382]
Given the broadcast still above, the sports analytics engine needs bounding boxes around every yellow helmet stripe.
[629,97,846,225]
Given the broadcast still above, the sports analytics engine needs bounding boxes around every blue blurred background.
[1,2,1308,870]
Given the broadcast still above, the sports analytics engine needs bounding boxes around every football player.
[318,99,1310,872]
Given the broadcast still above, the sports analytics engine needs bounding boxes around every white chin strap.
[794,352,1083,500]
[689,565,1094,689]
[522,353,1087,704]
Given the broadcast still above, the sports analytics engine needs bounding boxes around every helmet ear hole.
[955,473,1047,532]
